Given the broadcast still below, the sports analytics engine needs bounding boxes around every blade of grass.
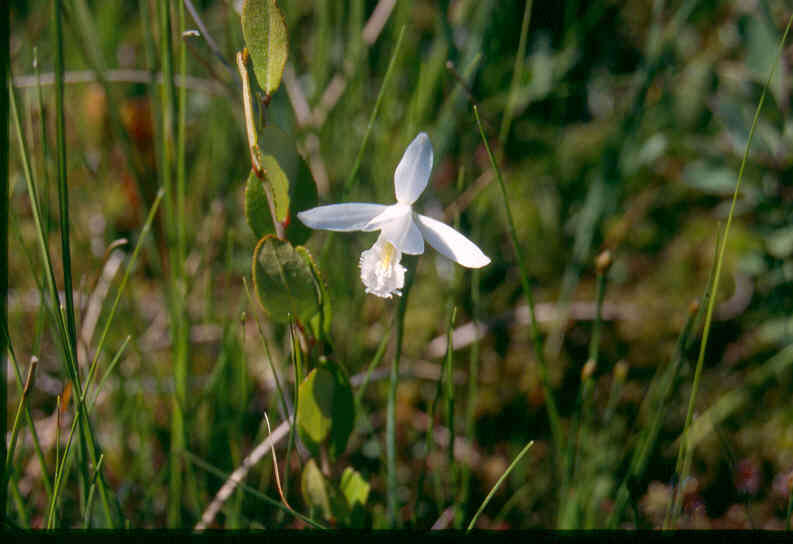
[242,277,291,424]
[0,0,8,525]
[559,253,609,528]
[687,342,793,451]
[415,305,456,523]
[158,0,190,526]
[321,24,407,264]
[342,24,406,197]
[607,226,718,527]
[5,358,37,478]
[53,0,79,376]
[47,396,81,527]
[45,191,163,527]
[354,323,393,409]
[474,105,562,466]
[87,191,164,386]
[54,1,113,524]
[10,77,93,513]
[606,293,705,527]
[665,13,793,529]
[9,475,29,528]
[88,336,131,411]
[285,318,303,501]
[33,47,52,239]
[545,0,698,361]
[3,328,53,500]
[182,0,234,73]
[466,440,534,532]
[498,0,532,146]
[14,54,129,527]
[82,453,104,528]
[31,47,54,362]
[8,79,65,337]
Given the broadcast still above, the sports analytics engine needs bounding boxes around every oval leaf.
[300,459,350,524]
[297,367,334,453]
[340,467,370,528]
[252,235,320,323]
[242,0,288,95]
[259,125,317,245]
[326,363,354,458]
[260,153,290,223]
[244,170,274,238]
[297,363,354,458]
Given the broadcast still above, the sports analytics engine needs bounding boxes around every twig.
[361,0,396,45]
[193,356,480,530]
[431,507,455,530]
[12,69,228,96]
[264,413,293,512]
[183,0,234,74]
[77,249,124,368]
[279,0,398,199]
[425,300,637,358]
[194,419,290,529]
[442,170,494,221]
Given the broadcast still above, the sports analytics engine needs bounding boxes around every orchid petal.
[416,214,490,268]
[297,203,387,232]
[394,132,433,205]
[364,203,411,230]
[380,213,424,255]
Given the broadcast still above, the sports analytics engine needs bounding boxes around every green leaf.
[300,459,349,524]
[259,153,290,223]
[297,362,354,458]
[252,235,320,323]
[259,125,317,245]
[244,170,274,238]
[242,0,288,95]
[340,467,370,528]
[297,368,334,452]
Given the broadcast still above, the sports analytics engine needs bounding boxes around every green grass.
[7,0,793,531]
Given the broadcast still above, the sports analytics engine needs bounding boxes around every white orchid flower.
[297,132,490,298]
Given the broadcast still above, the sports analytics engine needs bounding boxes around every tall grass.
[155,0,191,527]
[474,105,562,463]
[664,13,793,530]
[7,0,793,531]
[1,0,9,526]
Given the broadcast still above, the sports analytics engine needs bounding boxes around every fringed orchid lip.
[298,132,491,298]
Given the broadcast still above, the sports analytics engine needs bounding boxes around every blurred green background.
[7,0,793,530]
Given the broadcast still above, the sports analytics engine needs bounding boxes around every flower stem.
[386,257,416,528]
